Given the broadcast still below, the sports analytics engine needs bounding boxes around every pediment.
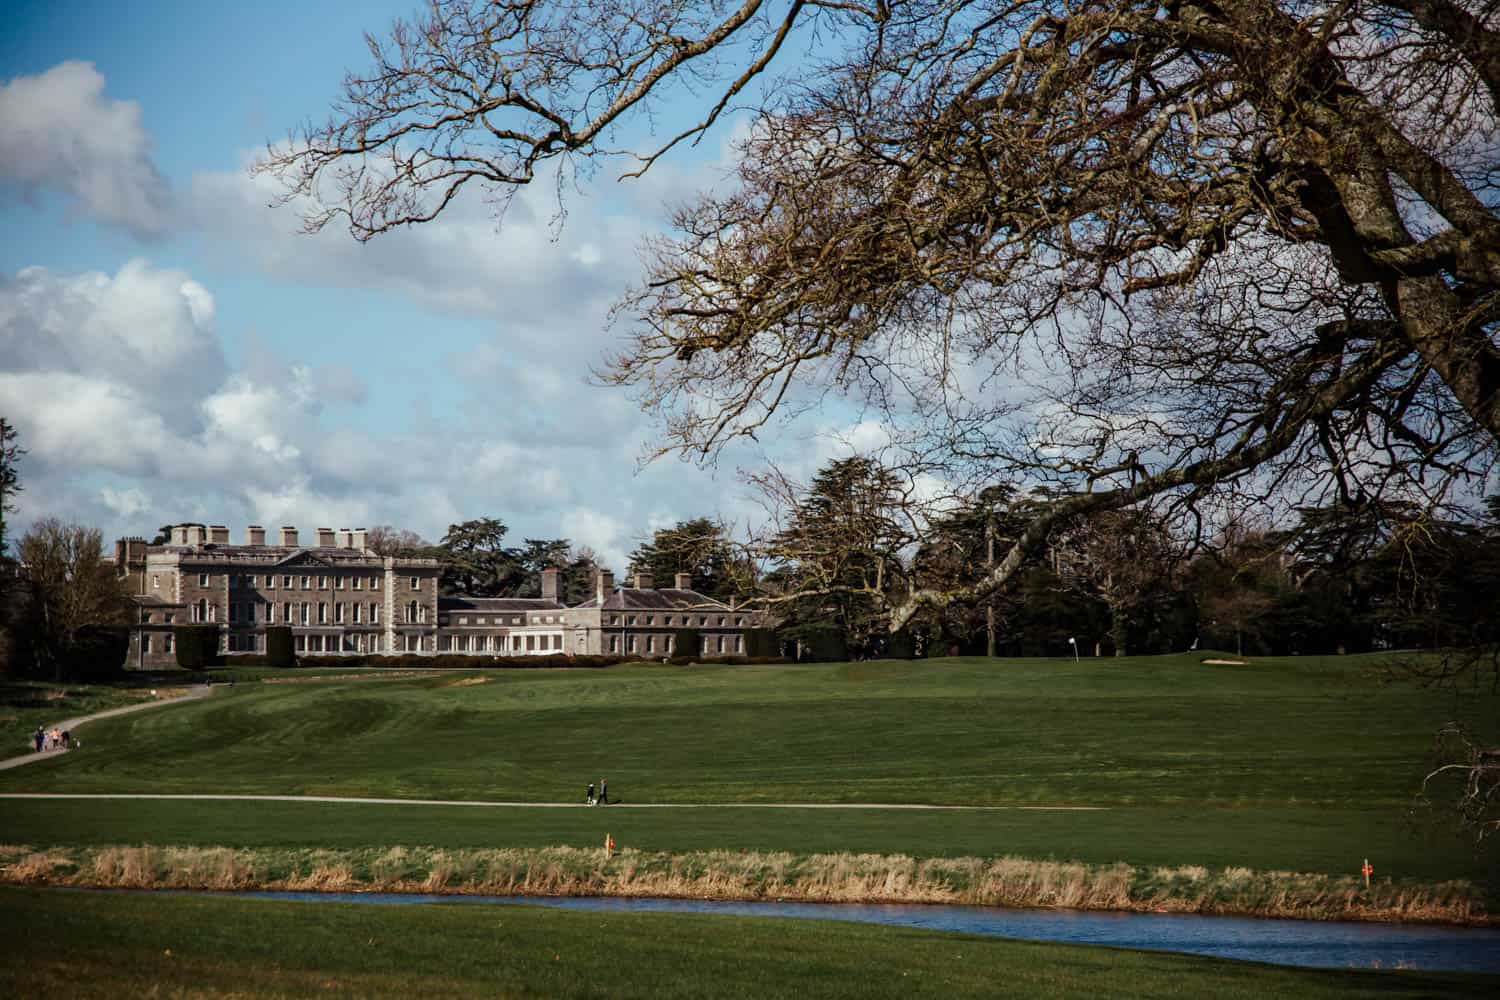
[272,549,335,568]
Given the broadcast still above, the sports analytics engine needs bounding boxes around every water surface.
[242,891,1500,973]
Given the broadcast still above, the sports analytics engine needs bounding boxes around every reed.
[0,843,1487,925]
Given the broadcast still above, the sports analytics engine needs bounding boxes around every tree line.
[743,455,1500,661]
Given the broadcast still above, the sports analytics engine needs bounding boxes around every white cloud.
[557,505,634,572]
[187,157,640,355]
[0,257,773,565]
[101,486,151,519]
[0,260,226,428]
[0,61,171,238]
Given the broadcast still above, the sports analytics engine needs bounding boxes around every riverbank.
[1,843,1488,926]
[6,886,1494,1000]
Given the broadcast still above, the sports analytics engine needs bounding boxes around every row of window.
[150,630,441,654]
[607,613,746,628]
[449,614,560,626]
[606,634,744,654]
[437,633,564,653]
[196,601,387,625]
[225,573,390,591]
[154,572,428,592]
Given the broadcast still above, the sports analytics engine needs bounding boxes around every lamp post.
[1068,636,1079,662]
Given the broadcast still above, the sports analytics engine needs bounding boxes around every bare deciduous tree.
[15,519,131,679]
[1424,721,1500,841]
[0,418,21,556]
[263,0,1499,630]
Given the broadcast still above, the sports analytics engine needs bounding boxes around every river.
[239,891,1500,973]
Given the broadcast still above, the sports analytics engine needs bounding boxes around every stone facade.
[120,523,440,666]
[120,526,769,666]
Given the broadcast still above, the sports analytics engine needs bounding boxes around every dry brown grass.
[0,843,1488,925]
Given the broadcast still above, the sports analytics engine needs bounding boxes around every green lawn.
[1,887,1493,999]
[4,653,1487,805]
[2,653,1493,886]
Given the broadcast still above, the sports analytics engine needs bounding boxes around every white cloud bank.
[0,258,754,572]
[0,61,171,238]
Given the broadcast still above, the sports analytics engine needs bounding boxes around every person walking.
[586,782,596,806]
[598,776,608,806]
[33,727,43,753]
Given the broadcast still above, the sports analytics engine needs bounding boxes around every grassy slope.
[4,653,1484,805]
[2,654,1492,885]
[1,887,1493,999]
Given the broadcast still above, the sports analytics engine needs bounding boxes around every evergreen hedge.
[69,626,129,681]
[742,629,779,658]
[264,627,295,668]
[799,629,848,662]
[670,628,700,660]
[173,625,221,670]
[888,630,916,659]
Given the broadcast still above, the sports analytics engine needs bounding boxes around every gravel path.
[0,684,217,771]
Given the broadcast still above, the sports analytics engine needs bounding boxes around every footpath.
[0,684,217,771]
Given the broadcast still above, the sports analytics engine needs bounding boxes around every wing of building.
[118,526,768,667]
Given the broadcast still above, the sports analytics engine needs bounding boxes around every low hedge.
[265,626,295,669]
[173,625,221,670]
[742,629,780,658]
[666,655,790,666]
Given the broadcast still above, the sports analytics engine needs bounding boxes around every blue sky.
[0,0,867,568]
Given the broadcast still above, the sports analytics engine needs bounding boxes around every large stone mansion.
[118,522,767,668]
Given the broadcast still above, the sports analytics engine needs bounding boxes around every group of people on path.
[32,726,71,752]
[586,777,609,806]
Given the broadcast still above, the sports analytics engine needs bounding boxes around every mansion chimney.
[209,525,229,545]
[352,528,368,552]
[675,572,692,591]
[337,529,353,549]
[186,524,206,546]
[541,566,561,602]
[316,527,336,548]
[633,570,654,590]
[280,526,299,547]
[247,525,265,546]
[171,525,188,546]
[596,568,615,603]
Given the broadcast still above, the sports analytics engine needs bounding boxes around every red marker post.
[1361,858,1373,889]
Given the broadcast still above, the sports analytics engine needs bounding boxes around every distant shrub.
[742,629,779,658]
[671,628,700,660]
[173,626,221,670]
[665,654,789,667]
[799,629,848,662]
[68,626,129,681]
[888,631,916,659]
[265,627,296,668]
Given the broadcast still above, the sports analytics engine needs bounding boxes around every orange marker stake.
[1361,858,1373,889]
